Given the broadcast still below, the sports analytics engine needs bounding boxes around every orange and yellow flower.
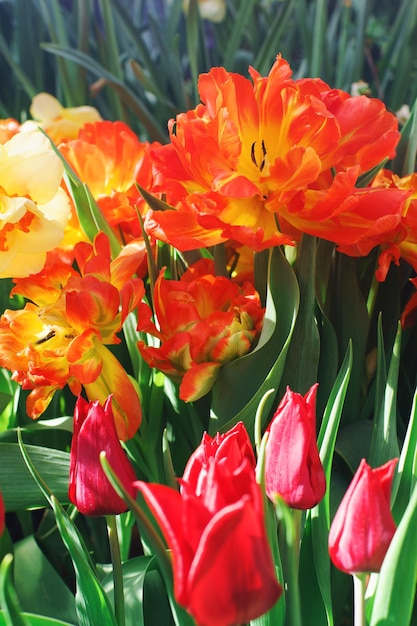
[137,259,265,401]
[60,120,159,242]
[357,169,417,282]
[0,232,144,440]
[0,129,70,278]
[146,55,403,253]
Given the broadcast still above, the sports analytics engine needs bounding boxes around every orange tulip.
[60,120,160,248]
[0,233,144,439]
[137,259,265,401]
[146,55,403,254]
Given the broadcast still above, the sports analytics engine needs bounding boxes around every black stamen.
[251,141,257,166]
[35,330,55,345]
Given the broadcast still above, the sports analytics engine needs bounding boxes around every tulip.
[265,384,326,510]
[136,423,282,626]
[69,396,137,516]
[328,457,398,574]
[182,421,256,491]
[24,92,102,144]
[0,129,70,278]
[137,258,265,402]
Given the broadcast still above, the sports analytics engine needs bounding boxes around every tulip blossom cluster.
[136,422,282,626]
[137,258,265,401]
[0,232,144,440]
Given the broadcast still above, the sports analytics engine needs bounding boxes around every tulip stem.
[106,515,125,626]
[353,573,367,626]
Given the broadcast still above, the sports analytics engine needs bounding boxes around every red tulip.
[265,384,326,509]
[136,423,282,626]
[181,421,256,492]
[328,457,398,574]
[69,396,137,516]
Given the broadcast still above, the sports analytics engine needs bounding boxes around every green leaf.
[280,234,320,396]
[369,482,417,626]
[50,497,118,626]
[40,44,167,143]
[392,388,417,522]
[0,443,70,511]
[209,246,299,436]
[0,554,30,626]
[0,613,75,626]
[102,556,174,626]
[392,94,417,176]
[369,320,401,467]
[13,536,77,625]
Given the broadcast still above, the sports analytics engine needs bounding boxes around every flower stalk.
[106,515,125,626]
[353,573,367,626]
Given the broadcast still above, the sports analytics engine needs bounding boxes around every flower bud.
[265,384,326,509]
[69,396,137,516]
[329,457,398,573]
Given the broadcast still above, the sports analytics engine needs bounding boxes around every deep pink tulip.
[265,384,326,509]
[329,457,398,573]
[69,396,137,516]
[136,423,282,626]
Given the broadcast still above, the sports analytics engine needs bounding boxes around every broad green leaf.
[279,233,320,396]
[102,556,174,626]
[369,483,417,626]
[0,614,74,626]
[392,388,417,522]
[13,536,77,625]
[15,437,116,626]
[209,246,299,436]
[334,420,373,474]
[0,615,74,626]
[369,320,401,467]
[0,444,70,511]
[332,255,369,423]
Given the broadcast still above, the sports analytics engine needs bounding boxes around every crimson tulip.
[328,457,398,574]
[136,423,282,626]
[69,396,137,516]
[264,384,326,509]
[181,421,256,491]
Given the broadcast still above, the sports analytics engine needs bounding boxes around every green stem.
[106,515,125,626]
[353,573,367,626]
